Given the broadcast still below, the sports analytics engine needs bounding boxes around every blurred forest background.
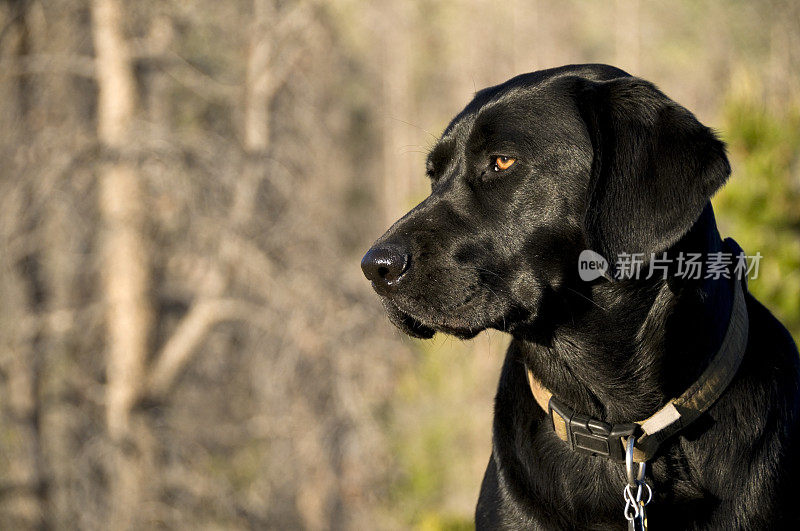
[0,0,798,529]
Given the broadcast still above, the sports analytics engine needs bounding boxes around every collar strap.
[527,262,749,463]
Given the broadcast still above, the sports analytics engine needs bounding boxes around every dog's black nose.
[361,246,410,296]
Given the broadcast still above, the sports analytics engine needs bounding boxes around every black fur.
[361,64,800,529]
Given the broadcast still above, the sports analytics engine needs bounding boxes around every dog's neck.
[517,204,735,424]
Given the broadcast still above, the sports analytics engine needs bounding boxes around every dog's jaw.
[381,299,435,339]
[381,298,494,340]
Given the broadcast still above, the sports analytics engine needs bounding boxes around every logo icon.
[578,250,609,281]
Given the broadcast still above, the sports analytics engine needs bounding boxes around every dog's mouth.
[382,299,436,339]
[381,297,490,340]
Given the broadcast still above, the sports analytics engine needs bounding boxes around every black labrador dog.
[361,64,800,529]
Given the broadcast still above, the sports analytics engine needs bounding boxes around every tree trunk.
[244,0,273,153]
[380,2,415,226]
[90,0,151,528]
[614,0,641,75]
[233,0,274,227]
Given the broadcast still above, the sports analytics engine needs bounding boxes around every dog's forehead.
[435,64,631,150]
[428,64,632,167]
[441,85,541,142]
[430,84,568,163]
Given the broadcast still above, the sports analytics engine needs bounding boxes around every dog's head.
[361,64,730,339]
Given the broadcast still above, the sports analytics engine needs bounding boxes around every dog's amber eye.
[493,156,516,171]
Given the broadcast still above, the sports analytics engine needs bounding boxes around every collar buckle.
[548,397,638,462]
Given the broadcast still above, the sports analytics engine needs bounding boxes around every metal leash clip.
[623,436,652,531]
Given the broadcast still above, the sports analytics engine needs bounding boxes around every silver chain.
[623,436,652,529]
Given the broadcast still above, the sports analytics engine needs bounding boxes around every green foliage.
[389,339,461,523]
[714,99,800,341]
[416,512,475,531]
[387,335,503,529]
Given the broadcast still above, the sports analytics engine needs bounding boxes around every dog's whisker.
[386,114,437,141]
[565,286,608,312]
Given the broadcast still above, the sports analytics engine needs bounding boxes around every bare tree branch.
[7,54,97,77]
[147,298,270,397]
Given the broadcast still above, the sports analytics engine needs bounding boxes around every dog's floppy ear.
[575,77,730,265]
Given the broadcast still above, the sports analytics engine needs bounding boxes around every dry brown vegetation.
[0,1,798,529]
